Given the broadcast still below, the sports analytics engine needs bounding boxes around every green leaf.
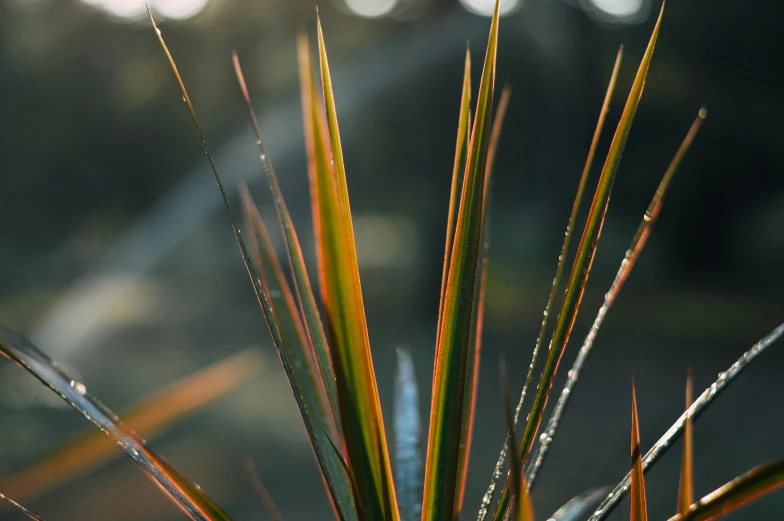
[394,348,423,521]
[524,105,706,487]
[455,85,511,513]
[423,2,500,520]
[316,16,400,521]
[478,48,623,519]
[148,11,350,520]
[522,45,623,421]
[677,371,694,516]
[667,460,784,521]
[501,358,535,521]
[630,382,648,521]
[0,324,233,521]
[1,349,261,503]
[437,45,472,349]
[488,5,666,520]
[234,51,341,435]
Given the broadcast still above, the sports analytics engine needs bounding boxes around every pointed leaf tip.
[630,381,648,521]
[677,371,694,516]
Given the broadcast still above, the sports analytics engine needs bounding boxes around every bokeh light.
[459,0,521,17]
[154,0,211,20]
[79,0,210,21]
[344,0,399,18]
[588,0,644,20]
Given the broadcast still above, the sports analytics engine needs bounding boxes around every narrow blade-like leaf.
[587,321,784,521]
[148,13,351,520]
[394,348,423,521]
[478,47,623,521]
[437,46,472,349]
[316,17,400,521]
[501,358,535,521]
[240,187,333,427]
[2,349,261,503]
[677,371,694,516]
[488,6,665,520]
[455,85,511,513]
[630,382,648,521]
[234,52,341,434]
[0,324,233,521]
[525,106,706,487]
[423,2,500,520]
[666,460,784,521]
[0,492,45,521]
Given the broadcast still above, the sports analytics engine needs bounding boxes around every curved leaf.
[667,460,784,521]
[0,324,233,521]
[525,106,706,487]
[586,320,784,521]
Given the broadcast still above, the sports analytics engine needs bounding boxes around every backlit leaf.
[423,2,500,520]
[316,16,400,521]
[487,5,665,520]
[667,460,784,521]
[630,382,648,521]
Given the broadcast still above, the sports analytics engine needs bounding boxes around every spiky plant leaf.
[315,16,400,521]
[677,371,694,516]
[394,348,423,521]
[149,11,354,520]
[240,188,356,519]
[519,45,623,422]
[423,2,500,520]
[488,6,665,520]
[478,48,623,519]
[525,106,706,486]
[437,46,472,350]
[0,324,233,521]
[455,85,511,512]
[630,382,648,521]
[586,321,784,521]
[234,51,341,436]
[0,492,45,521]
[666,460,784,521]
[2,349,261,503]
[501,358,535,521]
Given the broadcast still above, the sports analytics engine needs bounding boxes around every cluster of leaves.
[1,1,783,521]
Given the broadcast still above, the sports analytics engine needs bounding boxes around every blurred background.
[1,0,783,519]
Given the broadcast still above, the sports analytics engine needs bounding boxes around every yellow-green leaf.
[234,52,341,434]
[667,460,784,521]
[455,86,511,513]
[437,46,472,349]
[423,2,500,520]
[489,5,665,520]
[501,358,535,521]
[316,16,400,521]
[630,382,648,521]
